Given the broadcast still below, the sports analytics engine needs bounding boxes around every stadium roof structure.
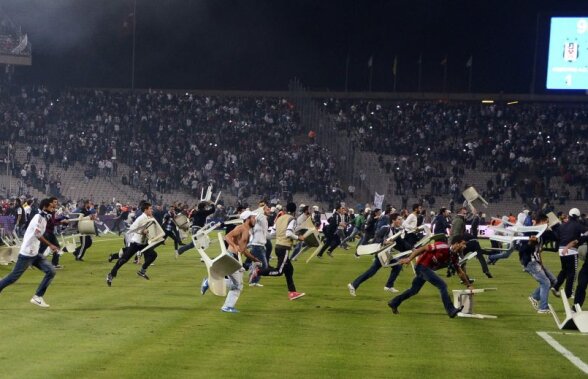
[0,8,31,66]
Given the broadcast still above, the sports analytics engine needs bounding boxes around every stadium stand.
[0,84,587,218]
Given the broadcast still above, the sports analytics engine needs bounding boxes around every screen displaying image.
[546,17,588,90]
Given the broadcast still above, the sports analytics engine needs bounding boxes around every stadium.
[0,1,587,378]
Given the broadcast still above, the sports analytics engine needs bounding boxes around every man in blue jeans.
[388,236,471,318]
[0,198,59,308]
[348,213,410,296]
[248,201,271,287]
[518,213,558,314]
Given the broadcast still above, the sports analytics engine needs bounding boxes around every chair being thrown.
[194,223,242,297]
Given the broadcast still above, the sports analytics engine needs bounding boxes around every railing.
[288,78,357,197]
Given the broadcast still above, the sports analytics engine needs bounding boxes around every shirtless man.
[201,210,260,313]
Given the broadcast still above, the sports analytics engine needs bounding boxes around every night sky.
[1,0,586,93]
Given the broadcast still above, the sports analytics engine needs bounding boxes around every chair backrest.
[462,186,488,209]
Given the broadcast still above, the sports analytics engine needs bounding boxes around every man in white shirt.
[107,202,160,286]
[0,198,58,308]
[248,201,271,287]
[402,204,422,247]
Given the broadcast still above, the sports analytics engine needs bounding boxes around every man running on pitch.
[388,235,471,318]
[0,198,59,307]
[251,202,306,300]
[201,210,260,313]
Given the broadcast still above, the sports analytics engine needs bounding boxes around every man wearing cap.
[551,208,588,298]
[202,210,260,313]
[312,205,321,228]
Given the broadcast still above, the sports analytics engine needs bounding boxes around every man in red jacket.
[388,236,472,318]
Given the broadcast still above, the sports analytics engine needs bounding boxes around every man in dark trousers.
[388,236,471,318]
[317,203,347,258]
[176,201,215,257]
[250,202,305,300]
[73,200,96,261]
[161,206,183,256]
[450,206,493,278]
[106,202,160,286]
[552,208,588,298]
[348,213,411,296]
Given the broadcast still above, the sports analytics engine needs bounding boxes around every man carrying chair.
[201,210,260,313]
[106,202,162,286]
[388,235,471,318]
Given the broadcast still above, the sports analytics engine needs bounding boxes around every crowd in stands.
[323,99,588,206]
[1,84,588,212]
[0,87,337,203]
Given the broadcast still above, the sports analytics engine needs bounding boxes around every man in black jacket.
[317,204,347,258]
[348,213,411,296]
[432,207,451,235]
[552,208,588,298]
[73,200,96,262]
[176,201,215,257]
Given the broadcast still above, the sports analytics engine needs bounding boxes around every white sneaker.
[30,295,50,308]
[347,283,356,296]
[249,283,264,287]
[385,287,400,293]
[537,308,551,314]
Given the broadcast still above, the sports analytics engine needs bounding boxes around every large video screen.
[546,17,588,90]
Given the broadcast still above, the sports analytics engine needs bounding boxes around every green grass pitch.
[0,235,586,378]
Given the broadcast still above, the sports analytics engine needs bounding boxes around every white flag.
[374,192,384,209]
[367,55,373,68]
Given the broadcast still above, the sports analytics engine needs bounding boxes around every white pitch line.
[544,332,588,337]
[536,331,588,374]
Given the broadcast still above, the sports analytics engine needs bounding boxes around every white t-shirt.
[19,213,47,257]
[402,213,418,233]
[127,213,152,245]
[251,209,268,246]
